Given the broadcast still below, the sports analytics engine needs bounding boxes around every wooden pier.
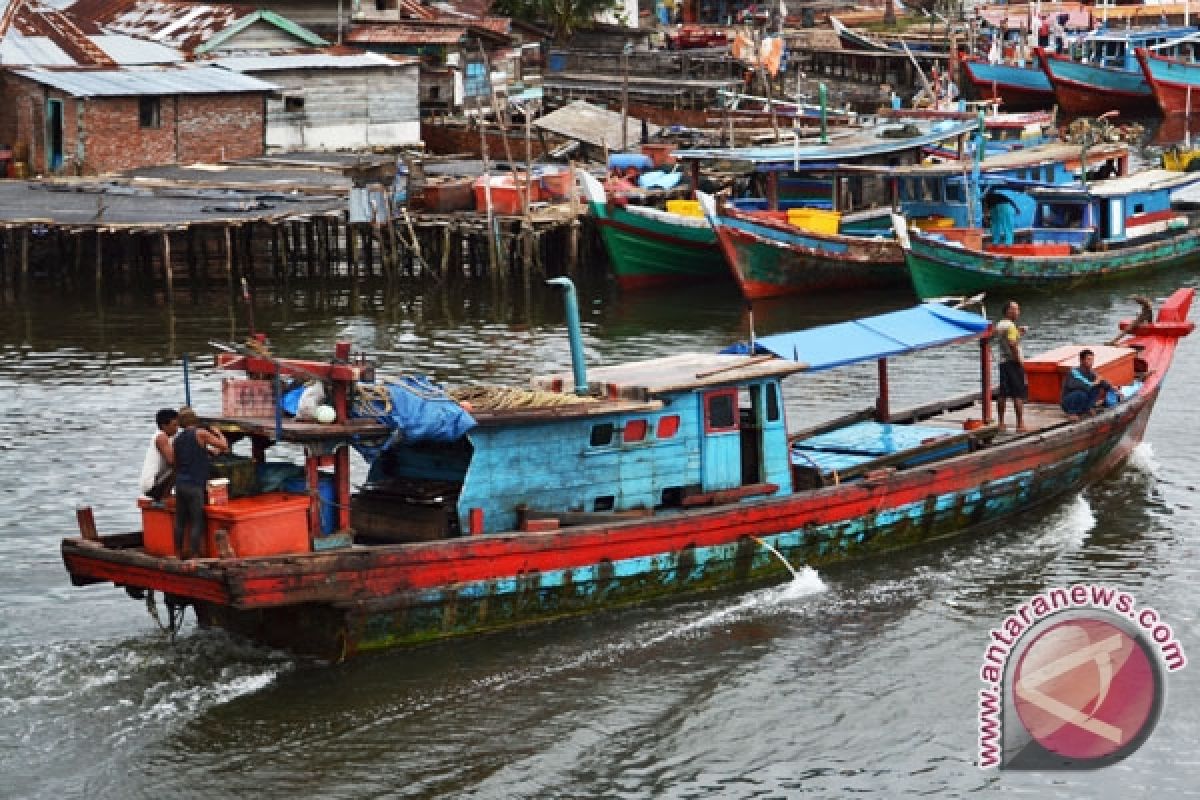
[0,158,601,301]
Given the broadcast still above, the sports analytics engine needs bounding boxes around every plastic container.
[474,174,537,215]
[547,51,567,72]
[282,472,337,535]
[912,215,955,230]
[206,478,230,506]
[139,496,176,557]
[537,168,574,201]
[787,207,841,235]
[204,493,312,558]
[665,199,704,217]
[607,153,653,172]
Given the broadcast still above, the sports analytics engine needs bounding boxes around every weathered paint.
[589,200,729,290]
[1038,50,1152,116]
[713,211,906,300]
[904,226,1200,299]
[60,294,1194,659]
[961,58,1054,112]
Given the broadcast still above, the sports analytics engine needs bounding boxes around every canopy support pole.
[980,336,994,425]
[767,171,779,212]
[876,358,890,422]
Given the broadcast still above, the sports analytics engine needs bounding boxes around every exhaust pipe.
[546,277,589,396]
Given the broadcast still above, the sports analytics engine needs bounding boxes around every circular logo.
[1012,616,1162,765]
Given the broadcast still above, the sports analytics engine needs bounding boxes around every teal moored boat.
[577,170,728,290]
[897,169,1200,298]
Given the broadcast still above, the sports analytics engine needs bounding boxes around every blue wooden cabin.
[356,303,992,538]
[1021,168,1199,250]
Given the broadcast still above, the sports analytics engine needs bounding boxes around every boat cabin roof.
[671,118,977,171]
[532,353,807,400]
[1028,168,1200,202]
[1089,25,1195,43]
[838,142,1128,179]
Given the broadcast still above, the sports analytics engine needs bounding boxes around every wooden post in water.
[161,230,174,304]
[224,225,234,291]
[94,229,103,290]
[18,227,29,293]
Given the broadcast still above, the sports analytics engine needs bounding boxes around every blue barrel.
[548,52,567,72]
[608,153,653,171]
[281,473,337,535]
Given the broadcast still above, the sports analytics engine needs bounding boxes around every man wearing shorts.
[993,301,1029,432]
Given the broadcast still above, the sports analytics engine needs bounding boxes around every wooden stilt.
[161,230,174,304]
[224,225,234,291]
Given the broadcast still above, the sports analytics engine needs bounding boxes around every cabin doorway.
[740,385,764,485]
[45,99,63,172]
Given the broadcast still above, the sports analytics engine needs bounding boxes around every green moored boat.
[577,170,728,290]
[897,170,1200,299]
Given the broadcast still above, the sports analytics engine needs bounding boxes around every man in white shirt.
[139,408,179,502]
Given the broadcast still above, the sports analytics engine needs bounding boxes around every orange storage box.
[204,492,312,558]
[474,174,538,215]
[1024,344,1137,404]
[139,496,176,557]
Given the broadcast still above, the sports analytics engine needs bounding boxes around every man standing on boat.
[139,408,178,504]
[173,407,229,559]
[994,301,1029,432]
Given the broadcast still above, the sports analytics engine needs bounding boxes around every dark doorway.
[45,99,63,172]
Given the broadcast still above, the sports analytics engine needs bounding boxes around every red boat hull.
[60,293,1195,659]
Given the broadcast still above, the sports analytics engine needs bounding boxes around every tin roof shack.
[0,65,276,174]
[345,14,516,114]
[212,51,421,151]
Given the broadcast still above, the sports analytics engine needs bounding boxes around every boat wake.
[1126,442,1160,477]
[1032,494,1096,550]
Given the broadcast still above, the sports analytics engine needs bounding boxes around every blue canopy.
[724,303,990,371]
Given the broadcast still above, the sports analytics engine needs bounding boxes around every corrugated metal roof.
[91,33,182,63]
[345,24,465,45]
[2,0,116,65]
[0,29,75,65]
[534,100,658,149]
[14,65,278,95]
[213,52,417,72]
[68,0,244,53]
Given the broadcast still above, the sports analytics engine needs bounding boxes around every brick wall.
[0,73,265,175]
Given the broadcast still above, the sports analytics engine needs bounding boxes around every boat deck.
[917,399,1073,441]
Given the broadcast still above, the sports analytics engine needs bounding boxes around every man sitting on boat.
[1061,349,1114,417]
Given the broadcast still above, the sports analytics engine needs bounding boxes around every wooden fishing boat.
[961,58,1055,112]
[585,118,979,291]
[897,169,1200,298]
[1036,26,1196,116]
[577,170,728,291]
[830,16,953,55]
[1135,44,1200,116]
[700,193,908,299]
[697,141,1130,300]
[60,283,1195,659]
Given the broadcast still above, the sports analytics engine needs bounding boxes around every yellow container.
[913,215,955,230]
[666,199,704,217]
[786,207,841,235]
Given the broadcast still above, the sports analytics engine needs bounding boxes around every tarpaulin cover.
[351,375,477,462]
[723,303,990,371]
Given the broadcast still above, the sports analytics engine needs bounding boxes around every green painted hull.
[905,229,1200,298]
[590,201,728,290]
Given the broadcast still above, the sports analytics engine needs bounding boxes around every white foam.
[1038,494,1095,549]
[1126,442,1160,477]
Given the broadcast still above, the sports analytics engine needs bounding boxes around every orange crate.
[139,496,176,557]
[221,378,275,417]
[1024,344,1136,404]
[204,492,312,558]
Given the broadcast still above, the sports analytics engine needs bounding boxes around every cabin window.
[594,495,615,512]
[1043,165,1054,183]
[704,389,738,433]
[285,96,304,113]
[138,97,161,129]
[1133,203,1145,214]
[660,487,684,507]
[765,383,780,422]
[656,415,680,439]
[590,423,614,447]
[623,419,647,443]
